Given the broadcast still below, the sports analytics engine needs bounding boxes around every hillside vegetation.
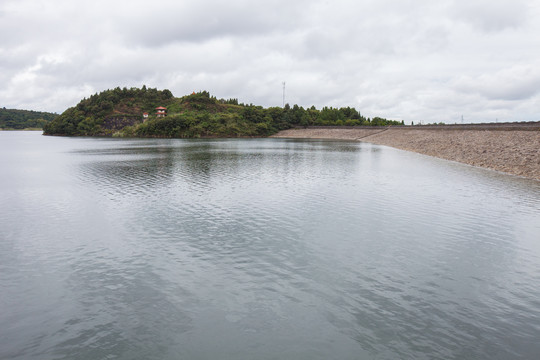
[1,108,57,129]
[43,86,402,137]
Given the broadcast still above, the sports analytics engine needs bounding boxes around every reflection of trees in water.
[76,145,177,194]
[76,140,248,195]
[75,138,367,197]
[175,142,227,189]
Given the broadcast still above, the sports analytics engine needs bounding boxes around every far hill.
[0,108,58,130]
[43,86,403,138]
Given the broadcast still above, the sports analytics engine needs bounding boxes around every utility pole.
[282,82,286,108]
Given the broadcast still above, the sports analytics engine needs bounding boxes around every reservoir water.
[1,131,539,360]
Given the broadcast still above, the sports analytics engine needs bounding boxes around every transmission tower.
[282,82,286,107]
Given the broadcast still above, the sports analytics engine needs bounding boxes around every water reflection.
[1,133,539,360]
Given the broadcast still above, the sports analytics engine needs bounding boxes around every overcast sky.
[1,0,539,123]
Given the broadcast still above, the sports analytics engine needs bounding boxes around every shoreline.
[0,128,44,131]
[272,126,540,181]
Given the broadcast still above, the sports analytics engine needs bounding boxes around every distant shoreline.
[0,128,44,131]
[272,124,540,181]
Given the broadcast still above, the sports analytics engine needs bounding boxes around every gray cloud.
[98,0,312,47]
[1,0,539,123]
[450,0,529,32]
[453,66,540,101]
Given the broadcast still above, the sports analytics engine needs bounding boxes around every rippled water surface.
[1,131,540,360]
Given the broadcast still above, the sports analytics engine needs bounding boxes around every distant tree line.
[44,87,404,137]
[0,108,57,129]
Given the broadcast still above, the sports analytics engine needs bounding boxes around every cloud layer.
[1,0,539,123]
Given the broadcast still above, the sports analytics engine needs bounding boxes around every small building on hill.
[143,112,149,121]
[156,106,167,118]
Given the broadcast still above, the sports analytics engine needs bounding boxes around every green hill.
[0,108,58,130]
[43,86,402,137]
